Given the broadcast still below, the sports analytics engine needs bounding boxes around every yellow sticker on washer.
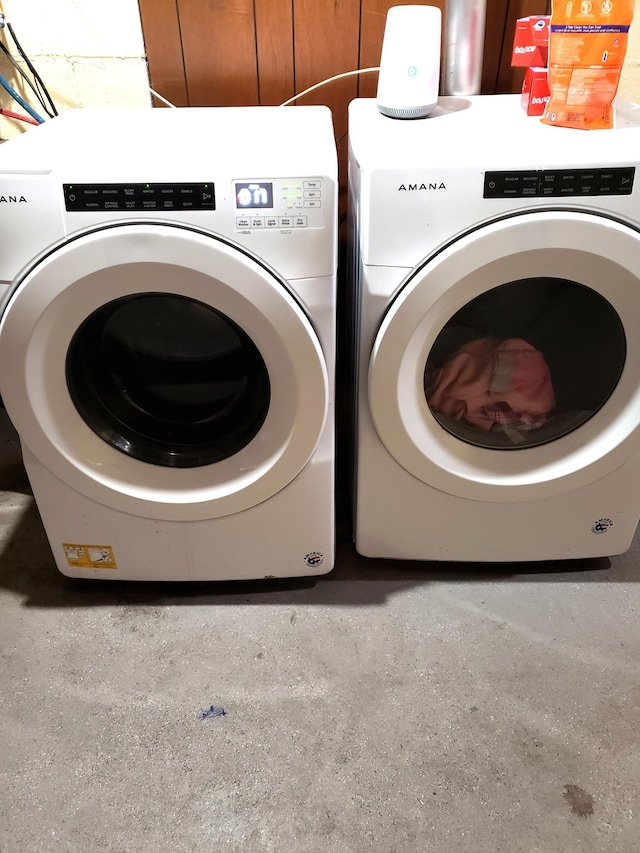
[63,543,117,570]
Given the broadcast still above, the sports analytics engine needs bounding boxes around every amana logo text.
[398,182,446,191]
[0,195,27,203]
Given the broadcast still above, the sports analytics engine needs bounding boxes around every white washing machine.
[0,106,337,581]
[349,94,640,562]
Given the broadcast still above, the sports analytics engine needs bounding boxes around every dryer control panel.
[234,178,325,231]
[483,167,635,198]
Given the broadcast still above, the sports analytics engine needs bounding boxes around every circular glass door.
[0,223,329,520]
[66,293,271,468]
[368,211,640,502]
[425,277,626,449]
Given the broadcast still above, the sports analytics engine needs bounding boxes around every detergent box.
[511,15,550,67]
[521,66,550,116]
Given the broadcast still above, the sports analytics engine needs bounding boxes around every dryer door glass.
[424,278,626,449]
[66,293,271,467]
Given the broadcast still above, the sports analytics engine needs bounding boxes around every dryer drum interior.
[66,292,271,468]
[424,277,626,450]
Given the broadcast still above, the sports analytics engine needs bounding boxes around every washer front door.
[0,223,329,520]
[369,210,640,502]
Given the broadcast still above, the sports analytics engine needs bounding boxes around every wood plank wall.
[140,1,549,111]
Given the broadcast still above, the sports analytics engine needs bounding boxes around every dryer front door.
[0,223,329,520]
[369,210,640,502]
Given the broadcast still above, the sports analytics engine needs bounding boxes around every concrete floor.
[1,407,639,853]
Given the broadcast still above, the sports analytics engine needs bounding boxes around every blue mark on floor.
[200,704,227,719]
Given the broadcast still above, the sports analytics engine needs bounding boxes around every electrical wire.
[0,106,39,125]
[0,6,57,122]
[6,21,57,116]
[0,71,44,122]
[0,41,54,117]
[279,67,380,107]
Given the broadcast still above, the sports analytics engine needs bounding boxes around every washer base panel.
[24,446,334,581]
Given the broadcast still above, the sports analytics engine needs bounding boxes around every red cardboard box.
[521,66,551,116]
[511,16,550,67]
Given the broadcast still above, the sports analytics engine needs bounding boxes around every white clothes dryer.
[349,95,640,562]
[0,106,337,581]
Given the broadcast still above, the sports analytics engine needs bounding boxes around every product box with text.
[511,16,550,67]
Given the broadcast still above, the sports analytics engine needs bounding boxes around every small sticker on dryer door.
[591,519,613,535]
[63,543,117,569]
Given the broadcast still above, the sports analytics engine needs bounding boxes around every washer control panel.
[484,167,635,198]
[63,183,215,211]
[234,178,324,230]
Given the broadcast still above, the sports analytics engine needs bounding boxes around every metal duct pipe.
[442,0,487,95]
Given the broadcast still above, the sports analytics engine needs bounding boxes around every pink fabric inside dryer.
[426,337,555,432]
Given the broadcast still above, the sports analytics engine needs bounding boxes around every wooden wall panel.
[358,0,391,98]
[255,0,294,105]
[178,0,259,106]
[138,0,188,106]
[140,1,549,110]
[292,0,362,242]
[482,0,510,93]
[292,0,361,126]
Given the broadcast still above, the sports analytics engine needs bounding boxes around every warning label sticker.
[63,544,117,570]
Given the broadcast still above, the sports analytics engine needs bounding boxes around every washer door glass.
[66,293,270,468]
[0,223,330,521]
[425,278,626,449]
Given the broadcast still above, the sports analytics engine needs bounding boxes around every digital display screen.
[235,182,274,209]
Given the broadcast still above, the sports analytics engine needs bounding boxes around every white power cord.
[151,65,381,111]
[279,67,380,107]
